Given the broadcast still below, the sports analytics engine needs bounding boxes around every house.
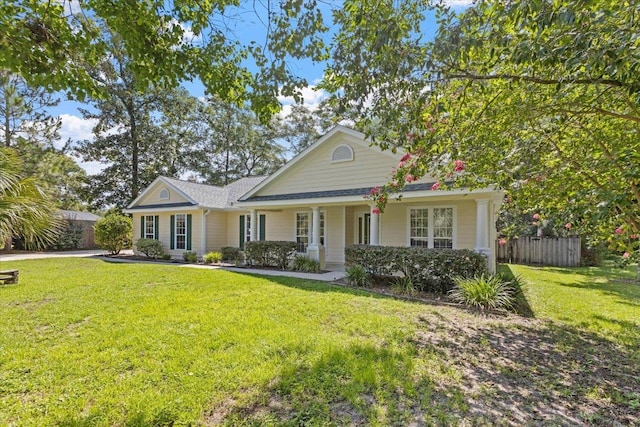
[124,126,503,271]
[59,210,101,249]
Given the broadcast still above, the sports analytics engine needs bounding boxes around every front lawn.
[0,258,638,425]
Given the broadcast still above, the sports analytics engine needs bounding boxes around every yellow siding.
[137,183,189,206]
[205,211,227,252]
[132,211,203,258]
[257,134,401,196]
[325,206,345,263]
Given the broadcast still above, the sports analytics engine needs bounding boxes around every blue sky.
[52,0,472,173]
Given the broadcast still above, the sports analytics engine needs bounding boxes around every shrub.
[183,251,198,263]
[449,274,515,310]
[291,255,321,273]
[221,247,242,263]
[345,265,372,288]
[135,238,164,259]
[203,251,223,264]
[581,241,608,266]
[161,253,172,261]
[345,245,488,293]
[94,214,132,255]
[245,241,297,269]
[392,276,416,295]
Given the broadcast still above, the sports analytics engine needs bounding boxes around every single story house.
[124,126,503,271]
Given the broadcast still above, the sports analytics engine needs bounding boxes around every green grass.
[1,258,639,425]
[502,263,640,346]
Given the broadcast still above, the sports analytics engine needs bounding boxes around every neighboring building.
[59,210,101,249]
[124,126,503,271]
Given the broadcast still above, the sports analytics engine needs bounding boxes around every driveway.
[0,249,133,262]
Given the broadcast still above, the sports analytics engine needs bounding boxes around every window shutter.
[239,215,245,249]
[186,214,192,251]
[259,215,266,240]
[154,215,159,240]
[140,216,145,239]
[170,215,175,250]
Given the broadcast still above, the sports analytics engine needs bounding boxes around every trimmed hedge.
[245,241,297,269]
[135,238,164,259]
[345,245,488,293]
[221,246,242,262]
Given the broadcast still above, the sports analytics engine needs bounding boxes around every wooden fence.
[496,236,581,267]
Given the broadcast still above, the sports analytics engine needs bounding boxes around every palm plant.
[0,148,61,249]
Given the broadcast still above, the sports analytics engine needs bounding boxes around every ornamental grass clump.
[345,265,373,288]
[203,251,223,264]
[449,274,515,311]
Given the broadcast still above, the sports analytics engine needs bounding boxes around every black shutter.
[140,216,145,239]
[239,215,245,249]
[186,214,192,251]
[154,215,159,240]
[259,214,266,240]
[170,215,175,249]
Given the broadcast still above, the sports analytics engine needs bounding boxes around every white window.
[296,212,309,252]
[175,214,187,250]
[159,188,170,200]
[144,215,156,239]
[408,207,455,249]
[295,211,326,252]
[244,214,251,243]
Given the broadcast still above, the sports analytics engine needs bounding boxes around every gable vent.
[331,144,354,163]
[159,188,170,200]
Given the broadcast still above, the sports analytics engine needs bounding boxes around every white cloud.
[277,85,330,118]
[442,0,475,6]
[56,114,97,149]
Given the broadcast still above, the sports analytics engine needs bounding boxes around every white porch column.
[250,209,257,242]
[311,206,321,245]
[307,206,325,268]
[475,199,492,270]
[370,205,380,246]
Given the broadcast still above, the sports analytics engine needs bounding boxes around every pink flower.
[623,252,630,259]
[631,234,640,239]
[405,174,416,183]
[431,182,441,190]
[400,153,412,162]
[391,181,398,188]
[565,223,572,229]
[453,160,465,172]
[498,238,507,246]
[615,227,624,235]
[504,197,511,203]
[369,186,380,195]
[398,161,407,168]
[372,207,381,215]
[533,213,540,221]
[406,132,414,140]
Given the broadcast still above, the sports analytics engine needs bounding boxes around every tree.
[272,101,337,155]
[1,0,330,120]
[0,148,62,249]
[324,0,640,275]
[94,214,132,255]
[188,97,286,185]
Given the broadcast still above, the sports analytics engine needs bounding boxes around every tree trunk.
[127,101,139,199]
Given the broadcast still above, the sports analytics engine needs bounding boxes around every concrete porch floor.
[222,262,345,282]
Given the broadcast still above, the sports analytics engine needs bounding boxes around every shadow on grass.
[497,264,535,318]
[204,311,640,426]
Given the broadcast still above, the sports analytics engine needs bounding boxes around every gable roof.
[239,125,398,201]
[125,175,268,211]
[59,210,101,221]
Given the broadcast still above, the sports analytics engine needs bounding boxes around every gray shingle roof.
[59,210,101,221]
[134,176,269,209]
[242,182,439,202]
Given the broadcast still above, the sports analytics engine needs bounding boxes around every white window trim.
[294,210,326,253]
[406,205,457,249]
[330,144,354,163]
[175,213,187,250]
[143,215,156,239]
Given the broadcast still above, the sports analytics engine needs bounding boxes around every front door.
[357,213,370,245]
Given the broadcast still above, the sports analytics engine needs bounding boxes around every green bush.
[345,245,488,293]
[245,241,297,269]
[203,251,222,264]
[392,276,416,295]
[161,253,172,261]
[581,241,608,266]
[291,255,321,273]
[221,247,242,262]
[449,274,515,310]
[94,214,132,255]
[183,251,198,263]
[345,265,373,288]
[135,238,164,259]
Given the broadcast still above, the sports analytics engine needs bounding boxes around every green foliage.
[221,246,242,263]
[203,251,222,264]
[93,214,132,255]
[244,241,297,269]
[49,222,83,250]
[581,240,609,267]
[345,265,373,288]
[392,276,417,296]
[291,255,321,273]
[449,275,516,311]
[135,238,164,259]
[161,253,172,261]
[345,245,488,293]
[182,251,198,263]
